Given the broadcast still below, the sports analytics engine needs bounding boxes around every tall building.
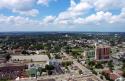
[95,44,110,61]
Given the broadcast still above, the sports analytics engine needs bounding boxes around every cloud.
[0,0,58,16]
[37,0,57,6]
[13,9,39,17]
[0,0,36,11]
[37,0,49,6]
[53,0,125,26]
[94,0,125,11]
[0,0,57,16]
[73,10,125,25]
[0,0,125,31]
[0,14,40,27]
[42,16,55,23]
[0,0,39,16]
[85,11,112,24]
[80,0,125,11]
[54,0,92,25]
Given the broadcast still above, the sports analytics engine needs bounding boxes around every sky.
[0,0,125,32]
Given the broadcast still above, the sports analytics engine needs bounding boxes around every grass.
[71,48,83,52]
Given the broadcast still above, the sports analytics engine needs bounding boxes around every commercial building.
[11,55,49,69]
[11,55,49,62]
[95,44,111,61]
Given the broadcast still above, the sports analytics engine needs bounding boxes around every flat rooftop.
[96,45,110,48]
[0,63,25,68]
[11,55,49,62]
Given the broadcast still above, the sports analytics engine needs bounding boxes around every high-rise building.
[95,44,110,61]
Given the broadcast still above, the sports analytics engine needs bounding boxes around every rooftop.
[96,44,110,48]
[11,55,49,62]
[0,63,25,68]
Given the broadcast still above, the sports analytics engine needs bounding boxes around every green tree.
[108,60,114,70]
[5,54,11,62]
[95,62,103,69]
[92,70,97,75]
[79,70,83,74]
[45,65,54,71]
[38,67,43,76]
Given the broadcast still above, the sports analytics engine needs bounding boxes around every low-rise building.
[0,63,27,80]
[11,55,49,69]
[84,50,95,60]
[11,55,49,63]
[103,69,124,81]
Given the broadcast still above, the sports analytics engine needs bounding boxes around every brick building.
[95,44,110,61]
[0,63,27,80]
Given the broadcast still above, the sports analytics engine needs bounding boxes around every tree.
[65,46,71,54]
[100,76,103,80]
[38,67,43,76]
[108,60,114,70]
[95,62,103,69]
[55,54,61,59]
[92,70,97,75]
[110,40,115,46]
[45,65,54,71]
[48,70,53,75]
[62,61,73,67]
[87,60,95,67]
[0,79,10,81]
[5,54,11,62]
[79,70,83,74]
[22,50,29,55]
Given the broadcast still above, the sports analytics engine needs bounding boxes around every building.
[109,73,119,81]
[11,55,49,69]
[103,69,124,81]
[115,77,125,81]
[84,50,95,60]
[112,51,125,60]
[0,63,27,80]
[11,55,49,63]
[14,78,56,81]
[95,44,111,61]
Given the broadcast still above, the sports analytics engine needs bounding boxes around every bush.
[92,70,97,75]
[100,76,103,80]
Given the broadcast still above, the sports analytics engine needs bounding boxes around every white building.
[11,55,49,69]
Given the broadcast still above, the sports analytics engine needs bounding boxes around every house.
[109,73,119,81]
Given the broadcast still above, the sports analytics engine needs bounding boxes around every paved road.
[37,73,100,81]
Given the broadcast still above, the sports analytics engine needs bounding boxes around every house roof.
[103,69,112,74]
[110,73,119,81]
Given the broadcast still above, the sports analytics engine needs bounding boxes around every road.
[63,52,92,75]
[62,52,103,81]
[73,60,92,75]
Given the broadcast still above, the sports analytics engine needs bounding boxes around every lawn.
[71,47,83,52]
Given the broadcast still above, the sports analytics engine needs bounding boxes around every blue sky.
[0,0,125,32]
